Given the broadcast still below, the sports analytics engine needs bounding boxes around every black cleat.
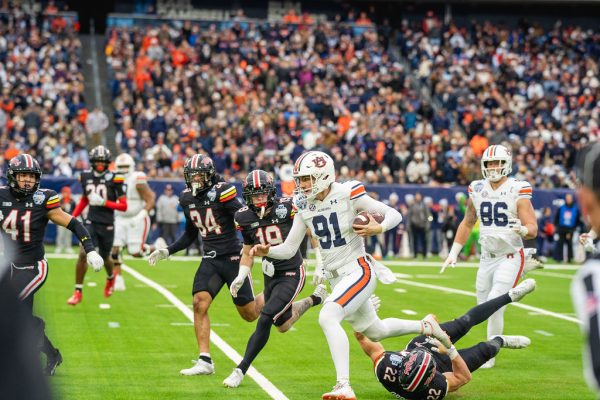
[45,348,63,376]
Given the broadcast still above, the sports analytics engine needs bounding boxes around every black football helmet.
[184,154,216,196]
[7,154,42,197]
[89,145,112,174]
[397,349,437,392]
[242,170,276,215]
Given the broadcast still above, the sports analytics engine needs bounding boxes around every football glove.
[441,243,463,274]
[370,294,381,312]
[508,218,528,237]
[88,192,106,206]
[230,265,251,298]
[429,338,459,360]
[148,248,169,266]
[580,233,597,253]
[86,251,104,272]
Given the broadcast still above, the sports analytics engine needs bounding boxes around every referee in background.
[571,142,600,398]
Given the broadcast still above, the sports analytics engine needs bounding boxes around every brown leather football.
[353,211,384,226]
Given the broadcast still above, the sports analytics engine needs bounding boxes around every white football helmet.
[481,145,512,182]
[115,153,135,175]
[292,151,335,201]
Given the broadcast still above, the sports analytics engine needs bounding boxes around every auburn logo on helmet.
[312,156,326,168]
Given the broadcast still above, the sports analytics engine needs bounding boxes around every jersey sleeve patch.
[518,182,533,199]
[135,173,148,184]
[349,182,366,200]
[219,186,237,202]
[45,194,61,209]
[113,175,125,183]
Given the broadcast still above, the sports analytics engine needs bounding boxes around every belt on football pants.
[324,258,364,280]
[481,252,513,260]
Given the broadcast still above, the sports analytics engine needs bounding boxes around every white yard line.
[395,279,581,325]
[121,263,289,400]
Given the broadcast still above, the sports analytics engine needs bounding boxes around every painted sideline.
[121,263,289,400]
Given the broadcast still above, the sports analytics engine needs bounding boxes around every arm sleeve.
[72,196,89,218]
[268,215,307,259]
[352,194,403,232]
[66,217,96,253]
[105,197,127,211]
[167,219,199,255]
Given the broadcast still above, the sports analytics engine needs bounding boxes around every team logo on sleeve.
[275,204,288,219]
[207,188,216,202]
[33,190,45,205]
[474,182,484,192]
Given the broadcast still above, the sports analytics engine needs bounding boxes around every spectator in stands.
[383,192,401,258]
[537,207,555,260]
[155,184,180,245]
[554,194,581,263]
[86,107,109,147]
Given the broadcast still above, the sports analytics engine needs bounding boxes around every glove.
[312,247,325,285]
[429,338,459,360]
[230,265,251,298]
[370,294,381,312]
[580,233,597,253]
[148,248,169,266]
[441,243,463,274]
[508,218,528,237]
[88,192,106,206]
[86,250,104,272]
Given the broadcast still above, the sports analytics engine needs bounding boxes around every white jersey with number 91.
[468,177,532,255]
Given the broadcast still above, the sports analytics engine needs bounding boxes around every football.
[353,211,385,226]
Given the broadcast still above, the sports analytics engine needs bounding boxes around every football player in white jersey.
[441,144,538,368]
[251,151,452,400]
[111,154,165,290]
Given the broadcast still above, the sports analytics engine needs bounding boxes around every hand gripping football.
[353,211,384,226]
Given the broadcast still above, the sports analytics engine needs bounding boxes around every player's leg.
[112,217,127,290]
[277,282,327,333]
[180,259,222,375]
[68,223,97,305]
[127,212,152,257]
[223,254,263,321]
[98,224,116,298]
[458,335,531,372]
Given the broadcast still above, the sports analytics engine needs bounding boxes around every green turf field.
[35,254,594,400]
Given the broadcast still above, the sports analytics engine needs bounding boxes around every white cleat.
[523,257,544,274]
[223,368,244,388]
[509,279,536,302]
[421,314,452,348]
[322,381,356,400]
[114,274,126,291]
[312,284,329,304]
[495,335,531,349]
[180,359,215,375]
[154,237,168,250]
[480,357,496,369]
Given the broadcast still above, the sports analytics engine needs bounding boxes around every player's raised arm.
[250,214,307,258]
[441,198,477,273]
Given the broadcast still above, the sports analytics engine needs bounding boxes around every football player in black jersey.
[222,170,328,388]
[0,154,104,375]
[354,279,536,400]
[148,154,264,375]
[67,145,127,305]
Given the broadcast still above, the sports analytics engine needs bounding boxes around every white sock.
[319,302,349,382]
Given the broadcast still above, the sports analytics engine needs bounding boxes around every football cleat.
[480,357,495,369]
[523,257,544,274]
[114,274,126,291]
[223,368,244,388]
[494,335,531,349]
[154,237,168,250]
[67,291,82,306]
[509,279,536,302]
[180,359,215,375]
[104,277,115,298]
[421,314,452,349]
[45,348,63,376]
[312,284,328,305]
[322,381,356,400]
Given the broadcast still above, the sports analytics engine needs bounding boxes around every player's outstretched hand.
[370,294,381,312]
[440,255,457,274]
[312,265,326,285]
[580,233,597,253]
[429,338,449,355]
[148,248,169,266]
[352,214,383,237]
[250,244,270,257]
[88,192,106,206]
[86,251,104,272]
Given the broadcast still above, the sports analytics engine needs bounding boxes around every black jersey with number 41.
[179,182,243,257]
[375,348,449,400]
[0,186,61,264]
[80,170,125,225]
[235,197,302,272]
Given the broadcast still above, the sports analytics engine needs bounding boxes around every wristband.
[238,265,251,279]
[447,345,459,361]
[449,243,463,259]
[590,230,598,240]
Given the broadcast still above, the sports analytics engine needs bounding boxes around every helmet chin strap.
[259,206,266,219]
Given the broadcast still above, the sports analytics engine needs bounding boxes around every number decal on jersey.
[189,209,222,237]
[1,209,32,242]
[383,366,397,383]
[480,201,508,227]
[312,212,347,249]
[255,225,283,245]
[86,183,108,200]
[427,388,442,400]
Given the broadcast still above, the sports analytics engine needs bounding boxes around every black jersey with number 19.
[0,186,61,264]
